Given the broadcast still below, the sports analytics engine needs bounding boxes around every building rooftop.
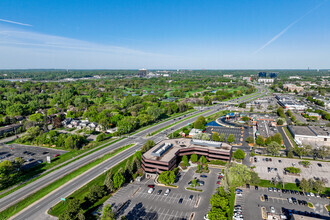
[143,138,232,163]
[290,126,330,137]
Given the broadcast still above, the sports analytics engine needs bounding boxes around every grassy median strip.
[0,109,196,200]
[130,109,196,135]
[0,137,124,200]
[149,110,211,136]
[48,152,139,217]
[0,143,135,220]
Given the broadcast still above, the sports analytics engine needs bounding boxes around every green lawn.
[0,144,135,220]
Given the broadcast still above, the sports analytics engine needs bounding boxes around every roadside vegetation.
[0,143,136,219]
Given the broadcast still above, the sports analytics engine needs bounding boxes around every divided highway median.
[0,143,135,220]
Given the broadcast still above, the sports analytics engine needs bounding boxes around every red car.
[217,181,221,184]
[148,184,155,188]
[218,176,223,179]
[54,154,60,157]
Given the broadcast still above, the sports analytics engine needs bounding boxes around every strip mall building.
[142,138,232,175]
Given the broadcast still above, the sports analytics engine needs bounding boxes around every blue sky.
[0,0,329,69]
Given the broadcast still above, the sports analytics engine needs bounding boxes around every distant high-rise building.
[269,72,278,78]
[258,72,267,77]
[138,68,147,77]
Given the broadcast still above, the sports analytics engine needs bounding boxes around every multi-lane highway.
[4,86,265,220]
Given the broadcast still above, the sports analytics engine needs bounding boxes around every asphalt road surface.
[10,108,221,220]
[7,86,266,220]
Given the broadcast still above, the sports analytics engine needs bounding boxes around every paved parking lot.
[0,143,67,168]
[105,167,221,220]
[236,187,329,220]
[205,126,242,144]
[253,156,330,186]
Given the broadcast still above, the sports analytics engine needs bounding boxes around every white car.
[203,214,209,220]
[148,188,154,194]
[164,189,170,196]
[310,192,315,197]
[270,206,275,213]
[236,192,243,196]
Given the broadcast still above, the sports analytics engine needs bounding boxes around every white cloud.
[252,1,326,54]
[0,19,32,27]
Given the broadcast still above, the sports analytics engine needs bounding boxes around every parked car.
[178,198,183,204]
[216,181,221,184]
[278,160,282,163]
[288,197,293,204]
[317,163,322,167]
[148,185,155,188]
[200,175,207,178]
[164,189,170,196]
[255,186,258,190]
[197,180,204,186]
[270,206,275,213]
[54,154,60,158]
[268,187,272,192]
[189,195,193,200]
[42,151,49,155]
[292,197,297,204]
[157,190,162,195]
[148,188,154,194]
[264,194,268,201]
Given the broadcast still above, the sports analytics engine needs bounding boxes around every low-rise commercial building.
[283,84,304,92]
[258,78,274,84]
[288,126,330,147]
[142,138,232,174]
[275,95,306,110]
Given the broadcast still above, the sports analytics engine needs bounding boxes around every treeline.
[0,70,136,80]
[17,127,87,150]
[57,149,144,220]
[307,96,325,107]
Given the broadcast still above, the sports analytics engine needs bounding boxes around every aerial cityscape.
[0,1,329,220]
